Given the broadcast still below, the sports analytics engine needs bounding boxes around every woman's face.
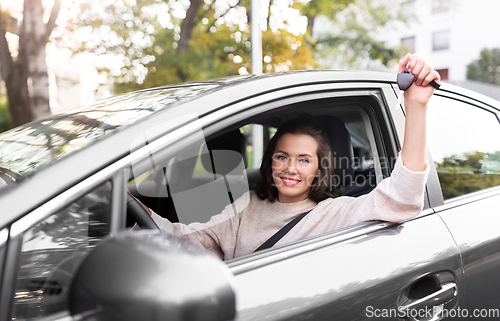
[271,133,319,203]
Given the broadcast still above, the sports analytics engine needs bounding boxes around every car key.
[396,71,441,110]
[397,70,440,91]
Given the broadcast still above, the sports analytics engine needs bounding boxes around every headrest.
[201,129,247,175]
[316,116,354,186]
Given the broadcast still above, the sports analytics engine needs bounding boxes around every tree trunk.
[5,56,31,127]
[24,0,51,121]
[307,15,315,37]
[0,13,31,127]
[0,0,60,128]
[178,0,202,52]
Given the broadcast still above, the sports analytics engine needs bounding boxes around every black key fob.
[397,71,414,91]
[397,70,441,91]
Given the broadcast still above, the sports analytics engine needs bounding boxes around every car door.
[426,90,500,319]
[216,84,464,320]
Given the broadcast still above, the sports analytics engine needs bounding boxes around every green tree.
[0,0,61,128]
[296,0,407,69]
[442,151,488,172]
[436,151,500,199]
[466,48,500,86]
[70,0,408,93]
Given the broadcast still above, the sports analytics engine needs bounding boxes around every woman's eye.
[299,158,310,164]
[277,155,287,160]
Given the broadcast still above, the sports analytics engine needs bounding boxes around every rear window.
[427,96,500,200]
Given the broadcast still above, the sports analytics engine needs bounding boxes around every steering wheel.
[126,193,160,230]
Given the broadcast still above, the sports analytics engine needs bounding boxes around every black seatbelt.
[254,209,313,252]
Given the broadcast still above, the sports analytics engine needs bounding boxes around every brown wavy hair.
[255,115,339,203]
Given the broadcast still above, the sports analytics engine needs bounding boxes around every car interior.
[128,95,386,227]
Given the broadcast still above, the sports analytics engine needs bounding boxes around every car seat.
[167,129,249,224]
[316,116,375,197]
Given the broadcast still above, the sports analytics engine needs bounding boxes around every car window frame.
[212,85,434,268]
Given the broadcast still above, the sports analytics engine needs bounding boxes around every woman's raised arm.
[398,53,441,172]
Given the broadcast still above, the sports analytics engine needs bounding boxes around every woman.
[150,54,439,260]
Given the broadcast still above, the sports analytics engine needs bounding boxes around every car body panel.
[231,213,462,320]
[437,190,500,317]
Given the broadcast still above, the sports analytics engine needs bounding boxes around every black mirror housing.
[69,230,236,321]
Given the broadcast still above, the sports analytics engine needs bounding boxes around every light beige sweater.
[152,155,429,260]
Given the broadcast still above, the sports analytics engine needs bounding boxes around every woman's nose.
[286,159,297,173]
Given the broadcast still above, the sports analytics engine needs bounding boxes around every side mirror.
[69,230,236,321]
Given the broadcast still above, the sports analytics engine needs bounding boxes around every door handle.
[398,282,457,320]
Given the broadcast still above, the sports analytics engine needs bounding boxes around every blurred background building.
[379,0,500,100]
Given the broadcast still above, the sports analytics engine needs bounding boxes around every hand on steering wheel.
[126,193,159,230]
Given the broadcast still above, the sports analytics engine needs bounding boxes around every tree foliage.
[296,0,407,69]
[0,0,409,129]
[436,151,500,199]
[466,48,500,86]
[69,0,408,94]
[441,151,488,172]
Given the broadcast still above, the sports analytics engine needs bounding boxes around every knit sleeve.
[151,191,250,260]
[319,154,429,228]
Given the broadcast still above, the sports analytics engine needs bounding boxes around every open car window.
[127,93,392,255]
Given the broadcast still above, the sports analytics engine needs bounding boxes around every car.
[0,70,500,321]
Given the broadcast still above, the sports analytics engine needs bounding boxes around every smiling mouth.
[281,177,301,186]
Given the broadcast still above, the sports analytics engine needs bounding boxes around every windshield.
[0,84,219,185]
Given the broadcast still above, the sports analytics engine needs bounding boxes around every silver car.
[1,71,500,321]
